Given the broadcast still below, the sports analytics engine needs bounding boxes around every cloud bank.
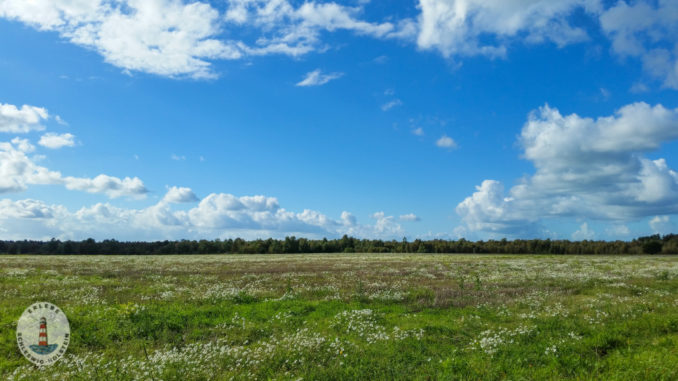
[0,190,406,241]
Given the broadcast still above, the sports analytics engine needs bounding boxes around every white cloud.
[295,2,393,36]
[0,140,62,193]
[0,198,65,219]
[340,211,357,226]
[0,138,147,198]
[373,55,388,64]
[38,132,76,149]
[415,1,678,88]
[606,224,630,237]
[649,215,674,235]
[571,222,595,240]
[412,127,424,136]
[399,213,420,222]
[436,134,457,148]
[55,115,68,126]
[296,69,343,87]
[2,0,676,86]
[171,154,186,161]
[0,103,48,133]
[232,0,411,57]
[457,102,678,236]
[417,0,594,59]
[187,193,294,231]
[630,82,650,94]
[381,99,402,111]
[371,211,385,219]
[10,137,35,153]
[63,175,148,199]
[599,0,678,89]
[368,211,404,236]
[162,186,199,204]
[456,179,538,235]
[0,0,409,79]
[0,0,242,79]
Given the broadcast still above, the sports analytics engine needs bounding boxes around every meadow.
[1,254,677,380]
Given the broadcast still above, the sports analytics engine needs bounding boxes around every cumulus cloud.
[456,180,539,235]
[0,138,147,198]
[0,199,69,240]
[456,102,678,236]
[0,140,62,193]
[436,135,457,149]
[412,127,424,136]
[367,211,404,237]
[649,215,674,235]
[606,224,631,237]
[0,198,64,219]
[188,193,283,230]
[162,186,199,204]
[38,132,76,149]
[63,175,147,199]
[340,211,357,226]
[572,222,595,240]
[296,69,343,86]
[0,103,48,133]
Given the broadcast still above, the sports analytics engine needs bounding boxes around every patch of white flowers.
[332,309,424,344]
[367,289,406,302]
[544,345,557,355]
[472,325,534,356]
[7,328,355,381]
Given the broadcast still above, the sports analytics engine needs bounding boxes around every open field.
[1,254,678,380]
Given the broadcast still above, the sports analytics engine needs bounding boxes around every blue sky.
[1,0,678,241]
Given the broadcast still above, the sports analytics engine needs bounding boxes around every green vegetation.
[1,233,678,254]
[1,254,678,380]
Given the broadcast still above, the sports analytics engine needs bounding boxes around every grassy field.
[1,254,677,380]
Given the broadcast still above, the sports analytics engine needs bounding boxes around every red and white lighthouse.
[38,317,48,347]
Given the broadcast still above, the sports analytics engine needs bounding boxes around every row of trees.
[0,234,676,255]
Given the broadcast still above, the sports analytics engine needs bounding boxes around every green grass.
[1,254,677,380]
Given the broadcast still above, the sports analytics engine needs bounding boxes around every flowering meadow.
[1,254,677,380]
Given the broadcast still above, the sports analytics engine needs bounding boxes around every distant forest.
[0,234,677,255]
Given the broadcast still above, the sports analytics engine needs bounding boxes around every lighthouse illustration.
[29,317,58,355]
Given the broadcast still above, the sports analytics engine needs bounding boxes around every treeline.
[0,234,677,255]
